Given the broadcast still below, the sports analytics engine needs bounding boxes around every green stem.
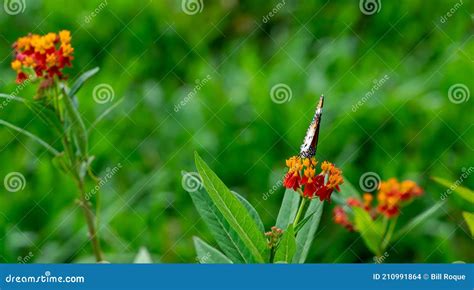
[292,195,307,228]
[381,216,398,252]
[77,179,104,262]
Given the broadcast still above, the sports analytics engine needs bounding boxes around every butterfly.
[299,95,324,158]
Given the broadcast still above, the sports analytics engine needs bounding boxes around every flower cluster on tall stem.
[6,31,105,262]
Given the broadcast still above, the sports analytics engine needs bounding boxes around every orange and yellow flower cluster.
[333,178,423,231]
[11,30,74,83]
[283,156,343,202]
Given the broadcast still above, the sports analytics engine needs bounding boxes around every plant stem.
[381,216,398,252]
[77,179,104,262]
[292,195,307,228]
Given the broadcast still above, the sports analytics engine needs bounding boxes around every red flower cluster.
[11,30,74,84]
[333,178,423,231]
[283,156,343,202]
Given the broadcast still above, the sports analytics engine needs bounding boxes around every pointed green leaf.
[292,199,324,263]
[274,224,296,263]
[193,236,233,264]
[432,176,474,204]
[0,119,59,156]
[69,67,100,97]
[232,191,265,233]
[194,152,268,263]
[133,247,153,263]
[353,207,384,255]
[275,189,300,229]
[188,187,253,263]
[393,200,446,240]
[462,212,474,237]
[61,89,88,159]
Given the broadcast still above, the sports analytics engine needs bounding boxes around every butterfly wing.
[299,95,324,158]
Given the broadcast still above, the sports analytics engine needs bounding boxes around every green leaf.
[194,152,268,263]
[69,67,100,97]
[61,89,88,159]
[393,200,446,240]
[193,236,233,264]
[0,119,59,156]
[133,246,153,263]
[353,207,384,255]
[462,212,474,237]
[274,224,296,263]
[232,191,265,233]
[185,174,253,263]
[292,199,324,263]
[275,189,300,229]
[432,176,474,204]
[87,98,123,134]
[294,210,316,233]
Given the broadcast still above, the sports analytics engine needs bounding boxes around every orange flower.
[11,30,74,84]
[283,155,343,202]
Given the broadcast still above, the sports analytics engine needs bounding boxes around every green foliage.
[194,152,268,263]
[293,199,324,263]
[193,237,233,264]
[275,189,300,229]
[274,225,296,263]
[0,0,472,263]
[353,207,385,256]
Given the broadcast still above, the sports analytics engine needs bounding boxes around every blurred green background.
[0,0,473,263]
